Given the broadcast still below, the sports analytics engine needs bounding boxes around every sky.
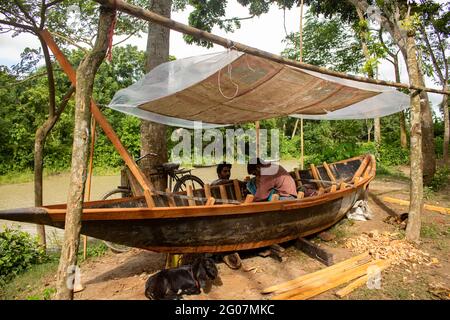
[0,0,445,110]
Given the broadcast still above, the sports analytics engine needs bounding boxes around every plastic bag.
[347,200,373,221]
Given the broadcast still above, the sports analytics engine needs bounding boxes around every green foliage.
[0,227,48,286]
[26,287,56,300]
[428,167,450,192]
[282,12,364,73]
[79,241,109,261]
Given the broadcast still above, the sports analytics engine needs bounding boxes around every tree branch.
[38,33,56,117]
[13,0,39,29]
[0,19,36,33]
[49,31,89,52]
[421,25,444,83]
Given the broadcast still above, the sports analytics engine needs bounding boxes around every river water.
[0,160,299,245]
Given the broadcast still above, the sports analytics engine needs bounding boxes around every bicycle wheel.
[101,188,133,253]
[173,175,204,193]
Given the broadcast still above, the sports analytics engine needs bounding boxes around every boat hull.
[0,155,374,253]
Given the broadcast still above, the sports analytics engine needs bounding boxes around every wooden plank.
[244,194,254,203]
[262,252,370,294]
[233,180,242,201]
[187,185,195,206]
[317,187,325,196]
[383,196,450,215]
[272,259,386,300]
[39,29,155,208]
[271,194,280,202]
[205,197,216,206]
[219,184,228,200]
[295,237,334,266]
[335,259,391,298]
[204,183,212,199]
[310,164,322,188]
[323,162,336,182]
[165,188,176,207]
[351,156,370,183]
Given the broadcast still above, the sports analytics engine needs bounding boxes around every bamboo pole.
[255,120,260,158]
[383,196,450,215]
[39,29,156,207]
[92,0,449,95]
[300,118,304,170]
[298,2,305,171]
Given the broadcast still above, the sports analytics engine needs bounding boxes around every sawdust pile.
[344,230,439,268]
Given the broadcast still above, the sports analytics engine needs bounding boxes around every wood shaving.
[344,230,435,267]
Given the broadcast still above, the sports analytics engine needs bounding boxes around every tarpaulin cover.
[108,51,410,128]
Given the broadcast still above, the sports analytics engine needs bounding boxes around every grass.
[420,223,441,239]
[0,253,59,300]
[0,241,110,300]
[348,266,435,300]
[375,164,409,182]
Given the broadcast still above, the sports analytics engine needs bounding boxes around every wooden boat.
[0,154,375,253]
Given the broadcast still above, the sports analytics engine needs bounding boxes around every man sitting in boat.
[247,158,297,201]
[211,162,232,186]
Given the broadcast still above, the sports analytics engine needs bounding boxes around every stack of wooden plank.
[261,252,390,300]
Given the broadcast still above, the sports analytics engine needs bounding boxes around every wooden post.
[244,194,254,203]
[219,185,228,201]
[205,183,212,199]
[310,164,322,188]
[205,197,216,206]
[233,179,242,201]
[297,191,304,199]
[323,162,336,183]
[255,120,260,158]
[271,194,280,202]
[300,118,304,170]
[295,238,334,266]
[165,188,176,207]
[187,185,195,206]
[39,29,156,208]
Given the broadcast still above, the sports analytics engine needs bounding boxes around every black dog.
[145,257,218,300]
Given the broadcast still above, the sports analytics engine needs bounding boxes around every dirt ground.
[69,174,449,300]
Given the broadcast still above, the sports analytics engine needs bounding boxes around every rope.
[217,56,239,99]
[105,9,117,62]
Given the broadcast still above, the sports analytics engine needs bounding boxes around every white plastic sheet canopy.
[108,51,410,128]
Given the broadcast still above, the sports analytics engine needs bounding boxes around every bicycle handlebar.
[135,152,158,163]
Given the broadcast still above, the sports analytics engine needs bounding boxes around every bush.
[0,227,48,286]
[429,167,450,192]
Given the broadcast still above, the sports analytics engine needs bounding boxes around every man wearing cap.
[247,158,297,201]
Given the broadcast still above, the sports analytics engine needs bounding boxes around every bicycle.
[101,153,204,253]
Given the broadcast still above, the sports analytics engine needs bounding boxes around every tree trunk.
[399,111,408,149]
[34,127,47,248]
[54,6,115,300]
[140,0,172,191]
[404,35,423,242]
[419,88,436,185]
[374,118,381,144]
[34,88,74,249]
[393,56,408,149]
[442,86,449,165]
